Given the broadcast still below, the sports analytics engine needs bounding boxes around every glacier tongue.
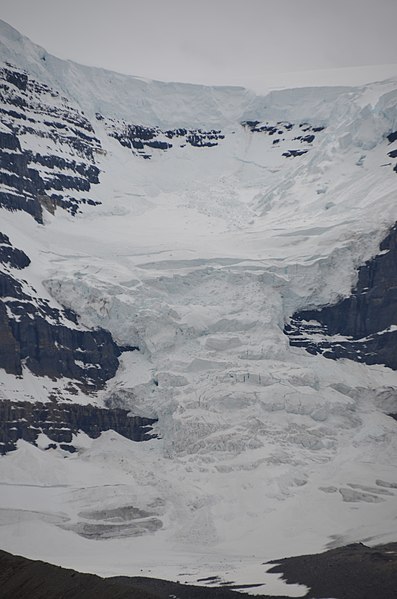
[0,18,397,592]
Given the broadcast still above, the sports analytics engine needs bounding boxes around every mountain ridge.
[0,20,396,595]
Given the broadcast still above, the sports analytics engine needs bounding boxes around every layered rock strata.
[285,223,397,369]
[0,400,157,454]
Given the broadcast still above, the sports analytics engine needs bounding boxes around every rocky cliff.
[0,232,121,388]
[0,64,102,221]
[0,399,157,454]
[285,223,397,369]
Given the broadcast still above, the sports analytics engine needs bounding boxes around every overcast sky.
[2,0,397,89]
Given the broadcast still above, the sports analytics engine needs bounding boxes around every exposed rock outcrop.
[0,234,122,388]
[241,120,325,159]
[0,125,44,221]
[0,63,102,220]
[97,113,225,159]
[0,232,30,268]
[285,223,397,369]
[0,400,157,454]
[267,542,397,599]
[0,550,156,599]
[0,549,268,599]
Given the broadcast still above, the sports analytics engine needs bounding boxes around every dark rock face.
[242,120,281,135]
[0,400,157,454]
[285,223,397,369]
[0,127,44,222]
[387,131,397,144]
[0,550,272,599]
[4,308,121,383]
[98,113,225,158]
[282,149,308,158]
[1,543,396,599]
[0,550,157,599]
[0,233,121,388]
[241,120,325,159]
[184,130,223,148]
[0,64,128,389]
[386,130,397,173]
[0,233,30,268]
[0,63,102,220]
[267,542,397,599]
[0,301,21,374]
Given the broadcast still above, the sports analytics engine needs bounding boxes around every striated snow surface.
[0,19,397,596]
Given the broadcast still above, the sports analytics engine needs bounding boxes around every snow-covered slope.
[0,19,397,596]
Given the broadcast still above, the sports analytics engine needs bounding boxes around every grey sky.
[1,0,397,89]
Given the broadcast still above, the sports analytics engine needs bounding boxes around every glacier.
[0,18,397,596]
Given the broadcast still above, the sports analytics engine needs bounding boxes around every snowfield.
[0,19,397,596]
